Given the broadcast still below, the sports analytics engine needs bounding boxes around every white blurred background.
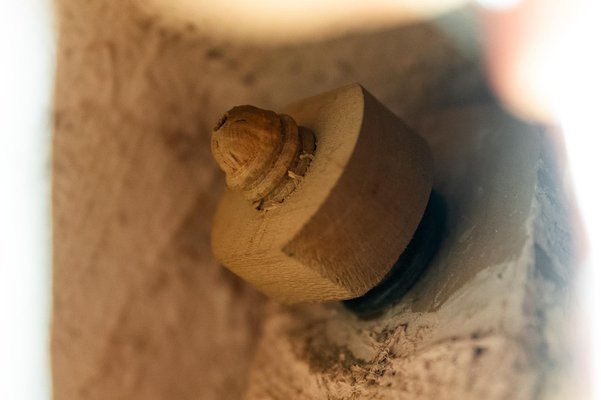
[0,0,53,398]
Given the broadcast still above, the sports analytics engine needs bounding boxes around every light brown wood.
[211,105,315,209]
[211,84,433,303]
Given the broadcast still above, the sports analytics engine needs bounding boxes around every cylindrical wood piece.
[211,84,432,303]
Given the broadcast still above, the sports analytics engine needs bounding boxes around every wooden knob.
[211,105,315,210]
[211,84,433,304]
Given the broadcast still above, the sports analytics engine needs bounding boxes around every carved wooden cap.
[211,105,315,209]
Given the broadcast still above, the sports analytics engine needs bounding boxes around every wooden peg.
[211,84,433,304]
[211,105,316,210]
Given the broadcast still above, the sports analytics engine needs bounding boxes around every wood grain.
[211,84,432,303]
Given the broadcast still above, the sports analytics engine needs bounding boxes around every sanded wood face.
[211,84,432,303]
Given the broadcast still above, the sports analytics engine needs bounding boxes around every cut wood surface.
[52,1,577,399]
[212,84,432,303]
